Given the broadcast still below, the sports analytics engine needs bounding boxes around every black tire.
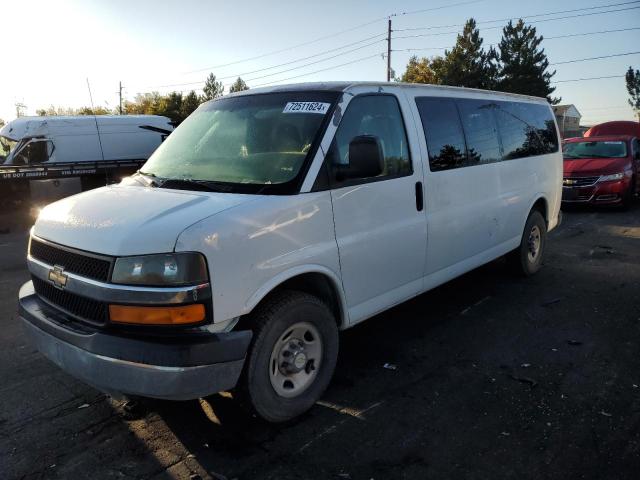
[237,290,339,423]
[620,180,635,210]
[507,209,547,277]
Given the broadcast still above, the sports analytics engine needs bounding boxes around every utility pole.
[15,102,26,118]
[386,18,392,82]
[118,81,123,115]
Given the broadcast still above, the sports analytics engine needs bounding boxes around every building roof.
[553,104,581,118]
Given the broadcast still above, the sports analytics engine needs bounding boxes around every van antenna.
[86,78,105,161]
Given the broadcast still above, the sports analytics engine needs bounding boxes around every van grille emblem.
[48,265,68,289]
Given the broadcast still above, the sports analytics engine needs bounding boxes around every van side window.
[328,95,411,184]
[416,97,467,171]
[527,104,559,154]
[456,99,501,165]
[494,102,559,159]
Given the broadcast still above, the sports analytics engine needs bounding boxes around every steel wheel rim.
[269,321,322,398]
[527,225,542,263]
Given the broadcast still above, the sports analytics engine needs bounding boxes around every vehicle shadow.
[150,258,513,478]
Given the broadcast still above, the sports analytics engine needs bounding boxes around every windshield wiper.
[158,178,234,193]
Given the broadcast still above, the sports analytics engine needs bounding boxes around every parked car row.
[562,121,640,207]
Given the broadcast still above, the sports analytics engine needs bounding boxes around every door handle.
[415,181,424,212]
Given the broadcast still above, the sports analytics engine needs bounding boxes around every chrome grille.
[563,176,600,187]
[29,238,112,282]
[32,276,108,325]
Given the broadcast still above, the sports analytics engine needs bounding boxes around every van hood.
[563,157,630,177]
[33,185,256,256]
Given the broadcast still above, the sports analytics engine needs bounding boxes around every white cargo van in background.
[0,115,173,204]
[18,82,562,422]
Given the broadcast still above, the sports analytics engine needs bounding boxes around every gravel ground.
[0,203,639,480]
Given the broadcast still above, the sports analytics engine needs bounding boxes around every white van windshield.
[141,92,338,194]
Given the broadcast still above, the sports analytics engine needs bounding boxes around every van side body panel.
[174,84,561,330]
[175,191,344,326]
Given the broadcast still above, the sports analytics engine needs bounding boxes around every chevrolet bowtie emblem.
[48,265,68,289]
[564,179,577,185]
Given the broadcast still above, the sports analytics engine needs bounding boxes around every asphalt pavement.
[1,203,639,480]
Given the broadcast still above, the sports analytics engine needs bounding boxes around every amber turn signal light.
[109,304,205,325]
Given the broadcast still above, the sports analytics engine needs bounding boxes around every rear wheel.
[620,178,635,209]
[238,290,339,423]
[508,210,547,276]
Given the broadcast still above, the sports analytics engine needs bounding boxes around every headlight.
[111,253,208,286]
[598,172,624,182]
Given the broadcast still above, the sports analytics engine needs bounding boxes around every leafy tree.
[437,19,498,90]
[124,92,163,115]
[0,118,4,127]
[203,73,224,101]
[36,105,110,116]
[497,20,559,103]
[229,77,249,93]
[398,56,440,84]
[76,106,111,115]
[626,66,640,121]
[180,90,202,120]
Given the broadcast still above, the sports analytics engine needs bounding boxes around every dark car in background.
[562,135,639,207]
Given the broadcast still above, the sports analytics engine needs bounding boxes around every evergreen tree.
[203,73,224,101]
[497,20,559,103]
[180,90,202,121]
[438,19,498,90]
[625,66,640,121]
[229,77,249,93]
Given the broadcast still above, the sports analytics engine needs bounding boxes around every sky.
[1,0,639,126]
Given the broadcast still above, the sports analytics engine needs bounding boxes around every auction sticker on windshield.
[283,102,330,114]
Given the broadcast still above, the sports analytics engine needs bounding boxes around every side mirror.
[338,135,384,180]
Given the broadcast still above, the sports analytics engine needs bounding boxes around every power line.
[552,75,625,83]
[185,19,387,74]
[550,51,640,65]
[251,53,385,88]
[392,0,486,18]
[183,0,487,74]
[140,36,386,90]
[580,105,630,110]
[394,26,639,53]
[545,26,640,39]
[393,0,640,32]
[393,5,640,41]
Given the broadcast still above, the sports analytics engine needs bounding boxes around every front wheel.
[238,290,339,423]
[508,210,547,276]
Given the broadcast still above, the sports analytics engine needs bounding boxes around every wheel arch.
[243,266,348,329]
[528,195,549,226]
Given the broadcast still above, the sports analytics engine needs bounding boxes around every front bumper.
[19,281,252,400]
[562,178,630,205]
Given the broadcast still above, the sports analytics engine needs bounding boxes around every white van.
[1,115,173,165]
[1,115,173,204]
[18,82,562,422]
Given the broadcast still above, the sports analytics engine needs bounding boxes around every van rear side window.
[416,96,559,172]
[494,102,559,159]
[457,99,501,165]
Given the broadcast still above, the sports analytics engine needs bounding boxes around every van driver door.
[326,92,427,324]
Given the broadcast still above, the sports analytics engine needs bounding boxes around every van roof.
[0,115,172,141]
[225,81,550,103]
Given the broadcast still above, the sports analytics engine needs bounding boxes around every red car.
[562,135,640,206]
